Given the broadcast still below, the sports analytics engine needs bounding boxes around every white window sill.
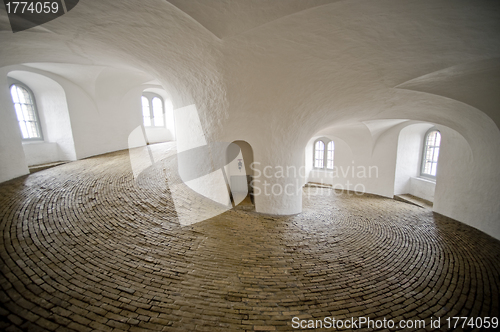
[414,176,436,184]
[22,140,45,145]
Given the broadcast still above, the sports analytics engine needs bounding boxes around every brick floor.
[0,143,499,331]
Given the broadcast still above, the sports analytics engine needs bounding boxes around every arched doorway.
[226,140,254,210]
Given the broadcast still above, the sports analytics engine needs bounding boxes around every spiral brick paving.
[1,143,499,331]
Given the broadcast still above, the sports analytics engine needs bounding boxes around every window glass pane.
[18,87,28,104]
[10,84,41,140]
[427,133,435,146]
[23,88,32,104]
[314,141,325,168]
[422,130,441,177]
[28,121,38,138]
[141,96,151,126]
[326,141,334,169]
[425,150,432,161]
[141,97,150,116]
[152,97,164,126]
[432,147,439,162]
[14,104,24,121]
[435,132,441,146]
[430,162,437,176]
[23,104,33,121]
[10,86,20,103]
[154,114,164,127]
[19,122,29,139]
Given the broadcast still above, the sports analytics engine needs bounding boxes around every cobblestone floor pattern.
[1,143,499,331]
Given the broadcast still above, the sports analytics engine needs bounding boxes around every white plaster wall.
[410,177,435,202]
[87,68,151,157]
[0,69,29,182]
[174,104,231,207]
[47,67,158,160]
[22,142,58,166]
[433,124,500,240]
[8,71,77,163]
[252,154,303,215]
[394,123,433,195]
[304,137,314,182]
[145,128,171,144]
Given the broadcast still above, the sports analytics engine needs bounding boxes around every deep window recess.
[10,83,43,140]
[314,139,334,169]
[141,93,165,127]
[421,129,441,179]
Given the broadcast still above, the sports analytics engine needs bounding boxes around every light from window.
[326,141,334,169]
[141,96,151,127]
[10,84,42,140]
[421,130,441,177]
[152,97,164,127]
[314,140,325,168]
[142,94,165,127]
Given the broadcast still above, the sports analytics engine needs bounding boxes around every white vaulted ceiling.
[166,0,341,39]
[1,0,499,134]
[1,0,499,164]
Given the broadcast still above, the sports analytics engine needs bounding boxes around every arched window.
[141,93,164,127]
[10,83,43,140]
[421,129,441,178]
[314,139,334,169]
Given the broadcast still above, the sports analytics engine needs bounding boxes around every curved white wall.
[394,123,433,195]
[433,124,500,240]
[0,68,29,182]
